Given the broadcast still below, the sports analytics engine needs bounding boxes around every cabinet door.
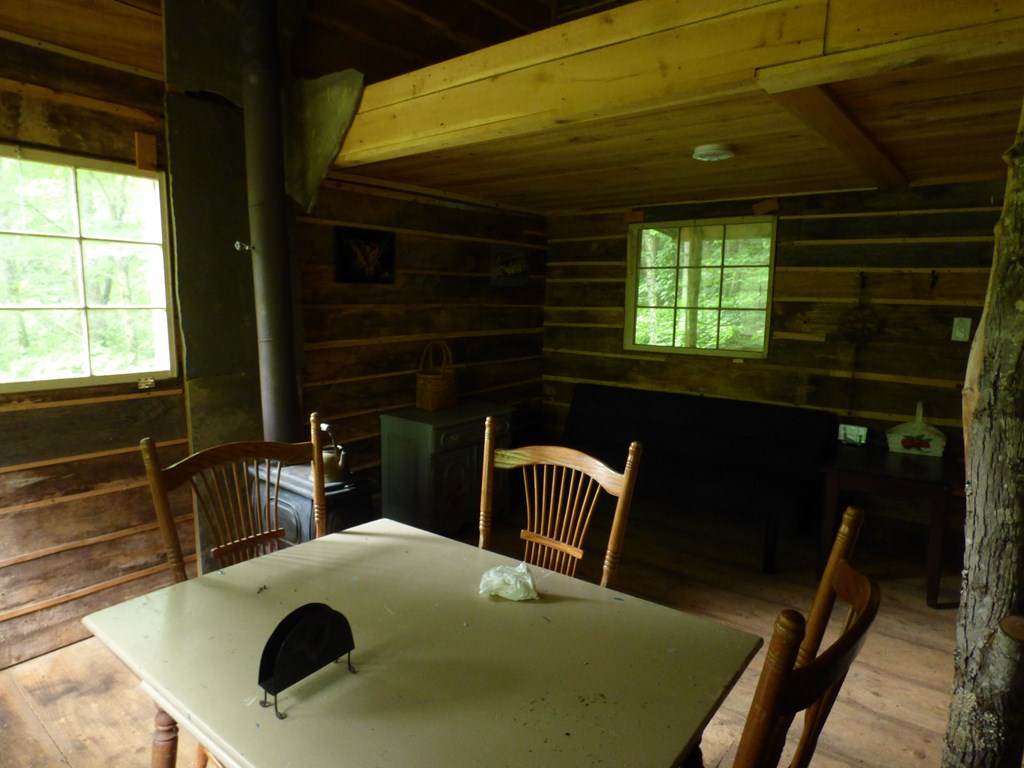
[432,445,479,534]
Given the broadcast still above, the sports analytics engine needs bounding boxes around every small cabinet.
[380,402,513,534]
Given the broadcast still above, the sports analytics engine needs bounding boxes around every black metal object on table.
[258,603,356,719]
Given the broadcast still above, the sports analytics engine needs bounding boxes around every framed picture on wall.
[489,245,529,286]
[333,226,395,284]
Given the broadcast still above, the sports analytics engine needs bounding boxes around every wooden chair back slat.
[479,415,642,588]
[141,413,328,583]
[731,506,880,768]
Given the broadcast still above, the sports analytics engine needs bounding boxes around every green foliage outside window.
[626,216,775,357]
[0,146,173,391]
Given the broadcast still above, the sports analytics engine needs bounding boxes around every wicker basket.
[416,341,457,411]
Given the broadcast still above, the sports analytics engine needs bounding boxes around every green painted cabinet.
[380,402,513,535]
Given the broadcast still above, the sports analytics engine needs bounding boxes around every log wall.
[296,179,548,474]
[545,181,1000,456]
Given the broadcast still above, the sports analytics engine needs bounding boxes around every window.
[0,145,174,392]
[625,215,775,357]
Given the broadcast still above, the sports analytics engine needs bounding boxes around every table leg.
[926,487,950,608]
[819,472,840,577]
[152,706,178,768]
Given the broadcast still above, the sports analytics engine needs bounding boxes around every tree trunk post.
[943,102,1024,768]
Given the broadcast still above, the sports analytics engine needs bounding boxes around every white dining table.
[84,518,762,767]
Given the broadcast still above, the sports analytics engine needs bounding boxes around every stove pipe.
[240,0,301,442]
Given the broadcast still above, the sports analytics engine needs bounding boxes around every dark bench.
[561,384,838,572]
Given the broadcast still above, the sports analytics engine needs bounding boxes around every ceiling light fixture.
[692,143,735,162]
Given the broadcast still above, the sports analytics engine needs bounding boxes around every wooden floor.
[0,497,960,767]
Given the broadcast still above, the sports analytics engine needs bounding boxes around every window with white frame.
[624,215,776,357]
[0,145,175,392]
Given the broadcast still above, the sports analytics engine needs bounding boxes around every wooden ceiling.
[2,0,1023,214]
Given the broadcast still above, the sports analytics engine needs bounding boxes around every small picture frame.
[489,245,529,287]
[334,226,395,284]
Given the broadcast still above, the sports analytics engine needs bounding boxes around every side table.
[821,445,965,607]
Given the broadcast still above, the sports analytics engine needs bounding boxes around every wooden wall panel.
[297,179,547,476]
[0,91,159,163]
[0,567,179,671]
[0,390,185,466]
[2,486,153,562]
[544,180,1001,455]
[2,525,167,612]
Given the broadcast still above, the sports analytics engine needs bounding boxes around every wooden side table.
[821,445,965,607]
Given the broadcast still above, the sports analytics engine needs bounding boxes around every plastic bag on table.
[478,562,539,601]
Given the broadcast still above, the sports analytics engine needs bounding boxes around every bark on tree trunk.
[943,103,1024,768]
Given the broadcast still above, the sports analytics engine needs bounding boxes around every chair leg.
[196,742,209,767]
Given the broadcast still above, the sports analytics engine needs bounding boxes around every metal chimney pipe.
[240,0,301,442]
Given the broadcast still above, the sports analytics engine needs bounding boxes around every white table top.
[84,519,761,768]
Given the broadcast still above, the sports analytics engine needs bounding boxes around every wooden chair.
[140,412,328,583]
[478,415,642,588]
[729,506,880,768]
[139,413,327,767]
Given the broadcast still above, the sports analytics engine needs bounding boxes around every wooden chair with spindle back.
[139,413,328,767]
[140,412,329,584]
[727,506,880,768]
[478,415,642,588]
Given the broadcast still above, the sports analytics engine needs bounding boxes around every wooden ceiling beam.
[337,0,827,167]
[766,85,906,188]
[357,0,791,112]
[0,0,163,78]
[757,15,1024,94]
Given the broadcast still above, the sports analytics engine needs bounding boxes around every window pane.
[0,234,82,306]
[693,225,723,266]
[723,222,772,265]
[677,267,723,308]
[675,308,720,349]
[83,241,167,307]
[639,228,678,267]
[636,267,676,307]
[634,307,675,346]
[721,266,769,309]
[77,170,163,243]
[0,309,87,382]
[88,309,170,374]
[0,157,78,236]
[719,309,766,350]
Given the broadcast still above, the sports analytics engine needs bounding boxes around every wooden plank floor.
[0,497,959,767]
